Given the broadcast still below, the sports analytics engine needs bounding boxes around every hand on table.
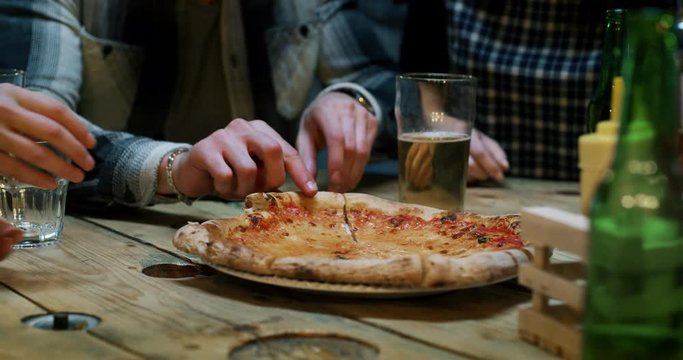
[0,84,96,189]
[296,91,379,193]
[171,119,318,199]
[468,129,509,183]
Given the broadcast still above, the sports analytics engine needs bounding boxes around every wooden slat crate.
[517,207,588,360]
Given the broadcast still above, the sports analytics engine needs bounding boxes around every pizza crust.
[174,219,275,275]
[270,254,423,286]
[422,248,532,287]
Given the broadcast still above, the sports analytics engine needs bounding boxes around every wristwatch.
[334,88,376,116]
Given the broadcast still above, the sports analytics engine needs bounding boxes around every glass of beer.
[395,73,476,211]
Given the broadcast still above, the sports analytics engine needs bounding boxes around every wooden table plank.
[0,283,138,360]
[1,217,464,359]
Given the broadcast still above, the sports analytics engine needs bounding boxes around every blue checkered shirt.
[446,0,602,180]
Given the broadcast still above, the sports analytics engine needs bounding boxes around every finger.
[481,134,509,170]
[332,113,357,192]
[414,159,433,189]
[185,139,235,198]
[296,129,319,177]
[322,120,346,193]
[252,121,317,196]
[245,122,286,190]
[0,131,85,184]
[8,106,95,172]
[212,165,235,198]
[0,237,14,261]
[16,87,96,148]
[0,152,58,188]
[405,144,419,183]
[467,156,488,182]
[469,133,504,182]
[220,133,258,198]
[0,221,22,261]
[348,109,375,190]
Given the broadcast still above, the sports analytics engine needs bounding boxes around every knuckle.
[44,123,65,138]
[217,171,234,185]
[251,119,267,127]
[368,118,379,129]
[25,146,51,163]
[344,142,355,155]
[328,133,344,144]
[0,102,17,118]
[0,83,13,93]
[228,118,248,129]
[236,163,258,178]
[262,140,282,158]
[356,146,370,159]
[49,102,71,118]
[214,185,233,199]
[269,174,286,188]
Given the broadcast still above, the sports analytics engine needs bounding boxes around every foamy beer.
[395,74,476,211]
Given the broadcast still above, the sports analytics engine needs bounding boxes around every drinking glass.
[0,69,68,248]
[395,73,477,211]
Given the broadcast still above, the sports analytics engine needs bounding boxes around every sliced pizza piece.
[258,192,423,285]
[175,192,358,276]
[343,193,531,287]
[174,218,276,275]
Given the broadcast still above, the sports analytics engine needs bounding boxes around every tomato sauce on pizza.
[174,192,531,287]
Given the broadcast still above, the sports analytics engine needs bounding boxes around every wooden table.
[0,175,580,359]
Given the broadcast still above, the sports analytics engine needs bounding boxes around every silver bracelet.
[165,148,194,205]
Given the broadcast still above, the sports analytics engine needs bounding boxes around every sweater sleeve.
[0,0,189,207]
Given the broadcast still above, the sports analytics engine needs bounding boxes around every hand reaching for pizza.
[167,119,318,200]
[404,142,434,190]
[296,91,379,193]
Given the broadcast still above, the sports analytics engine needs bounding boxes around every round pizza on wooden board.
[173,192,531,288]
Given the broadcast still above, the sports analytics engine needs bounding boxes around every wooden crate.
[517,207,588,360]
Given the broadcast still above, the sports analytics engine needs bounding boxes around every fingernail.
[87,133,97,147]
[85,155,95,170]
[501,158,509,168]
[306,180,318,192]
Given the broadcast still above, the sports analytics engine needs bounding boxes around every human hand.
[0,84,96,188]
[0,218,22,261]
[468,129,509,183]
[296,91,379,193]
[404,142,434,190]
[171,119,317,199]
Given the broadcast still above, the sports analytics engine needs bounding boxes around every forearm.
[0,1,192,207]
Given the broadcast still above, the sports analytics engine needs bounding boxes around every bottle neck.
[616,8,679,164]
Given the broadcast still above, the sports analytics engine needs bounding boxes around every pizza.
[173,191,531,287]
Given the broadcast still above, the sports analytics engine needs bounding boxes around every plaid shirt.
[277,0,602,179]
[445,0,602,180]
[269,0,407,155]
[0,0,255,208]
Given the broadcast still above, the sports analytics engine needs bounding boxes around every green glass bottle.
[582,6,683,360]
[586,8,625,133]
